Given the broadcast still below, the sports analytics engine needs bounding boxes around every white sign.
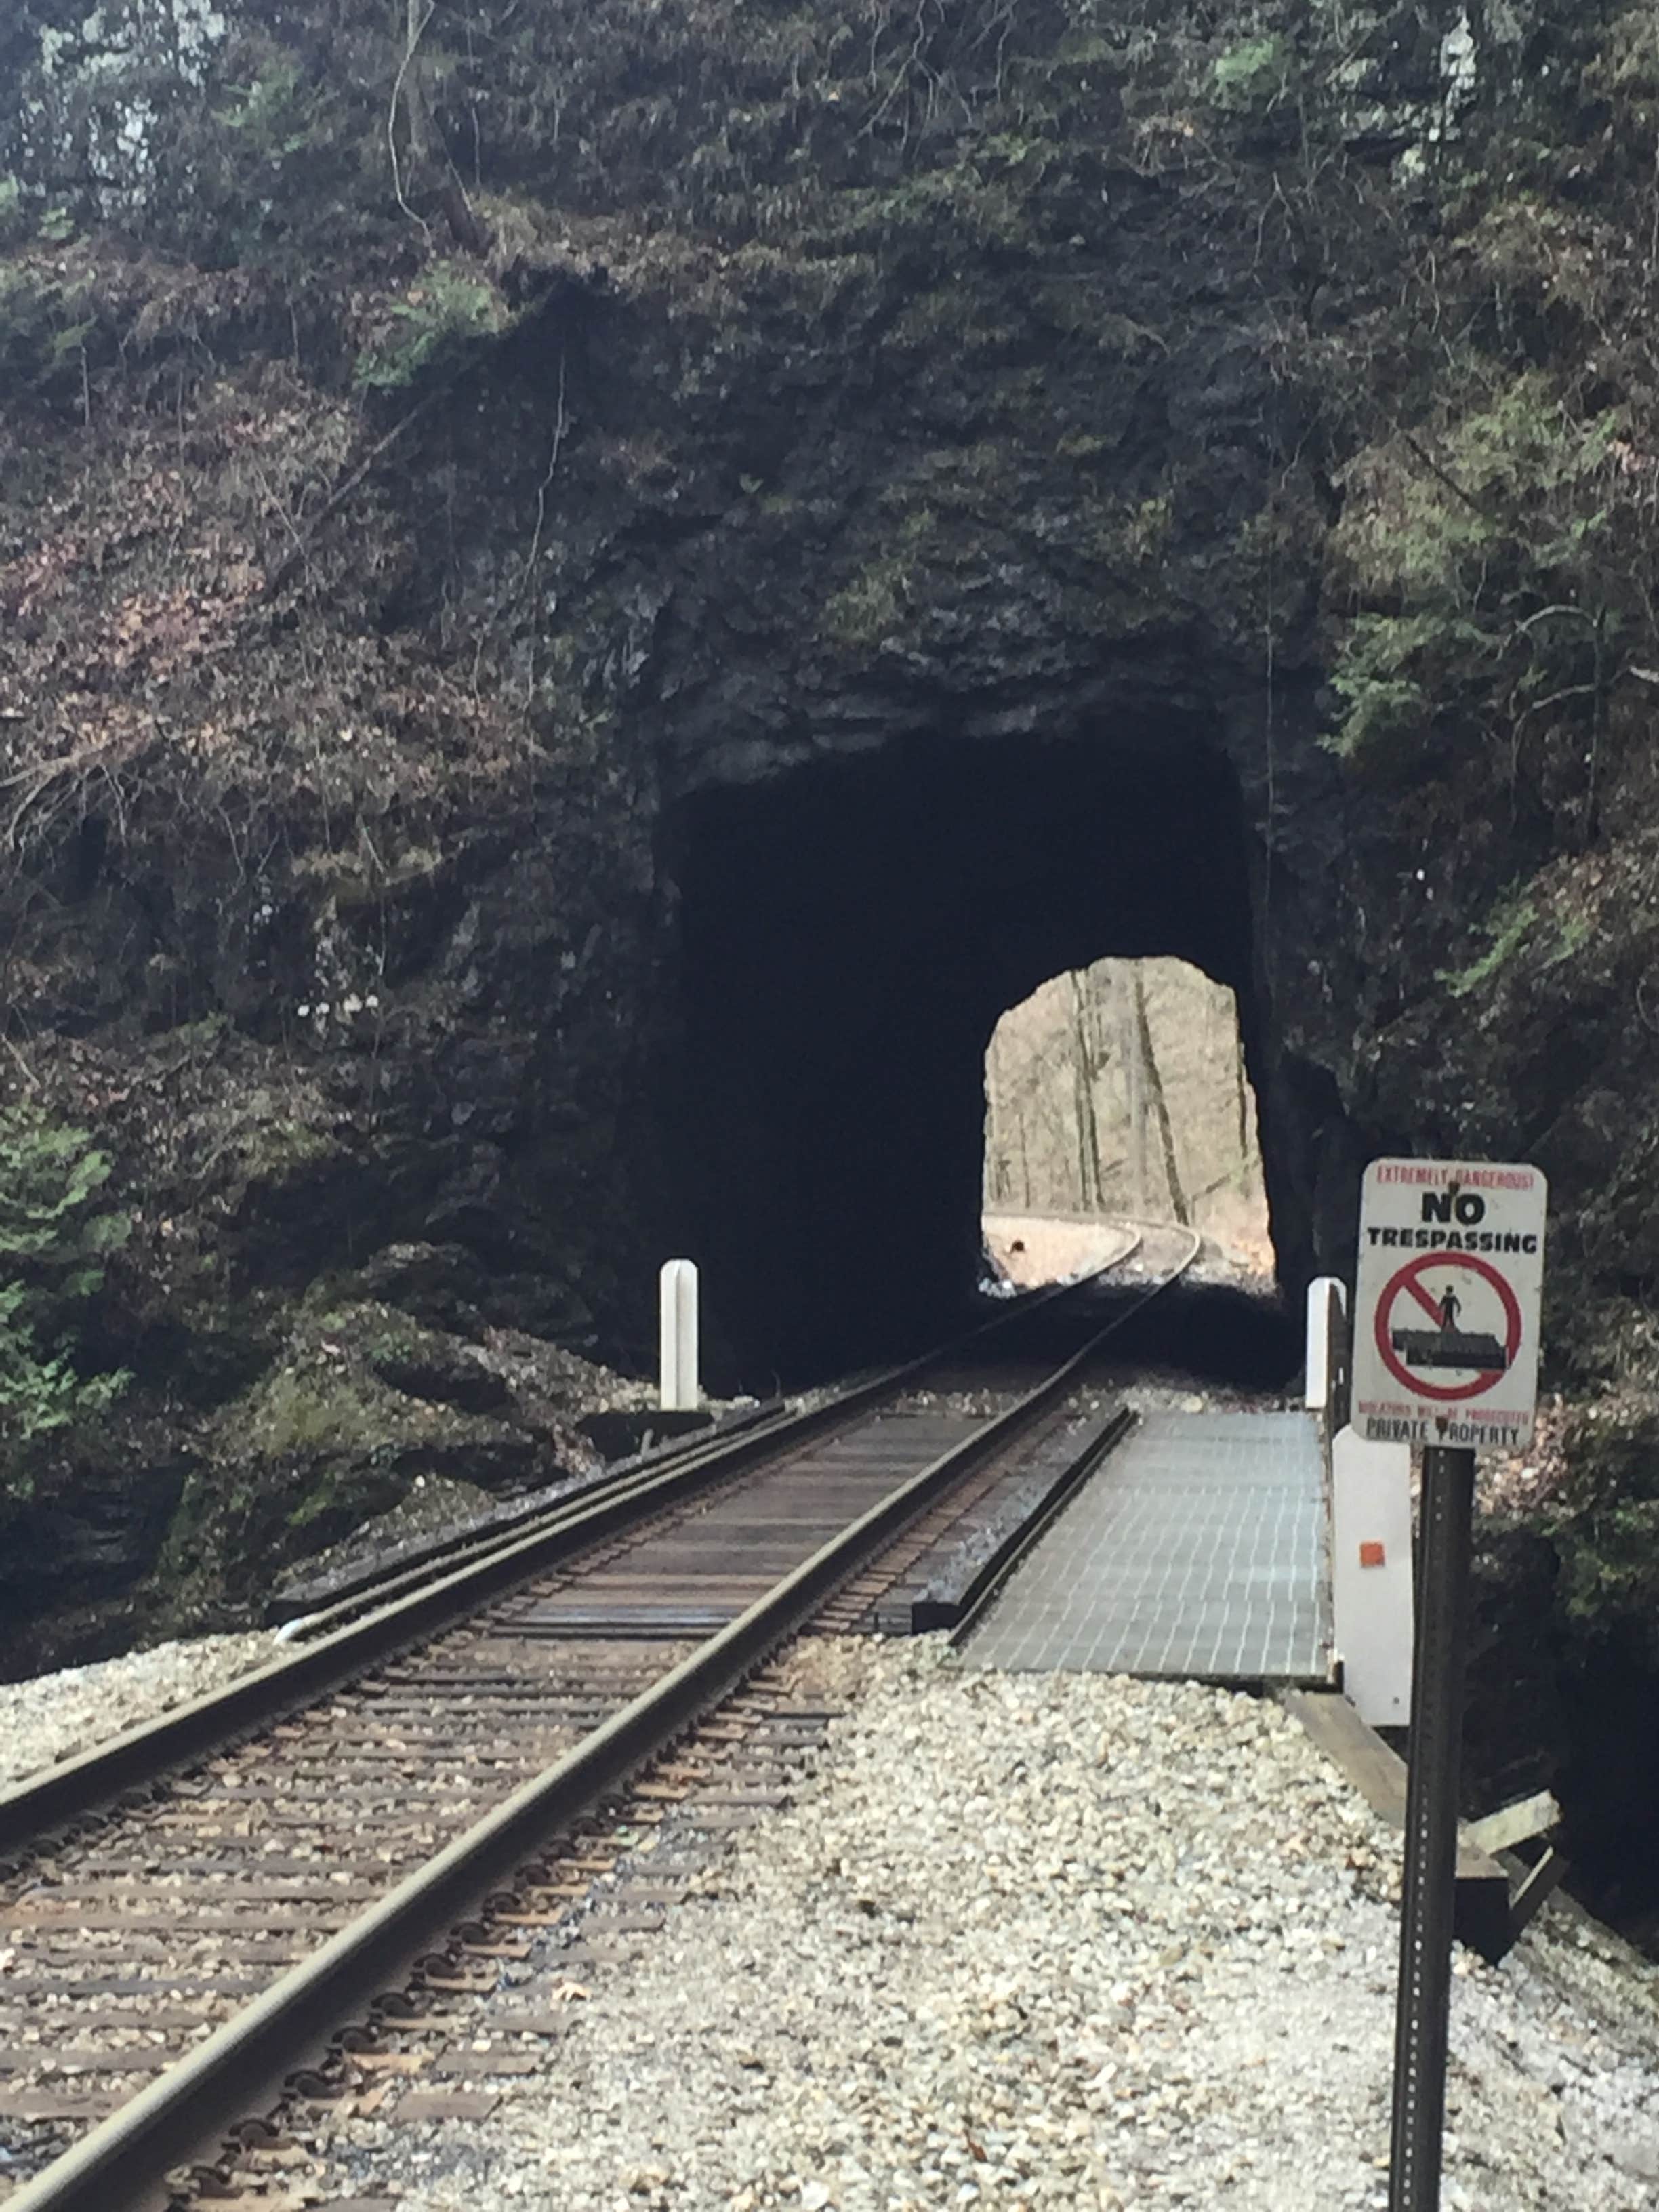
[1352,1159,1547,1450]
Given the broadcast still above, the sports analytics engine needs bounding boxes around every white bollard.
[1305,1275,1347,1411]
[659,1259,700,1412]
[1331,1426,1414,1724]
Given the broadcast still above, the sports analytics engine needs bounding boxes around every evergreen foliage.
[1210,35,1294,111]
[352,262,506,392]
[0,1105,130,1493]
[1435,886,1540,998]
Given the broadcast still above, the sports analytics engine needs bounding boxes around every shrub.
[1324,373,1626,804]
[353,263,507,392]
[1210,35,1294,112]
[1436,885,1539,998]
[0,261,102,407]
[219,59,326,160]
[0,1106,131,1494]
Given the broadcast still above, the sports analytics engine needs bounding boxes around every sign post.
[1388,1437,1474,2211]
[1352,1160,1547,2212]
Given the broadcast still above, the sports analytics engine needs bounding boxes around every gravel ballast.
[335,1639,1659,2212]
[0,1630,279,1787]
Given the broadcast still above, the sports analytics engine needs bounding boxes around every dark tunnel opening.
[663,724,1292,1389]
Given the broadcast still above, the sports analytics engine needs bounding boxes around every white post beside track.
[1305,1275,1347,1411]
[659,1258,700,1412]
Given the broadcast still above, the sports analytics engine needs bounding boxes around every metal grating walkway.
[961,1411,1332,1684]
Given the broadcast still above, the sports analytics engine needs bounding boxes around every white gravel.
[0,1631,279,1786]
[377,1639,1659,2212]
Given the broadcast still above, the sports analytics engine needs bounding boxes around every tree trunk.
[402,0,432,161]
[1069,970,1102,1212]
[983,1033,1008,1207]
[1133,968,1190,1227]
[1117,972,1147,1212]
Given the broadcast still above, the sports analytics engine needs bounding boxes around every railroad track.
[0,1223,1197,2212]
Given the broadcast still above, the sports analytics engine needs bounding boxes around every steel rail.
[0,1229,1147,1856]
[266,1225,1147,1643]
[266,1397,802,1641]
[265,1396,792,1629]
[0,1358,909,1855]
[4,1289,1166,2212]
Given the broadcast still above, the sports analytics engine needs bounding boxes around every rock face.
[0,0,1656,1788]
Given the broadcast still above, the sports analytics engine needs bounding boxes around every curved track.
[0,1225,1198,2212]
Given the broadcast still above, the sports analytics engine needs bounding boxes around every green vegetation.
[1556,1500,1659,1633]
[1328,611,1481,763]
[252,1367,380,1460]
[1546,1389,1659,1667]
[0,260,101,403]
[219,60,327,160]
[0,1107,130,1495]
[824,555,911,649]
[1326,373,1627,815]
[1210,35,1295,110]
[353,263,507,392]
[1437,886,1540,998]
[1554,909,1593,962]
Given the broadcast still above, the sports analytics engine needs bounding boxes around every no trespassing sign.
[1351,1159,1547,1451]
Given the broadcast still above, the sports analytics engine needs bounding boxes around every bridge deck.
[960,1410,1332,1685]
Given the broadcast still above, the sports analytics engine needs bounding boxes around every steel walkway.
[960,1411,1332,1684]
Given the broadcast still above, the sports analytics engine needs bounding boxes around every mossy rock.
[152,1346,544,1619]
[326,1242,493,1337]
[318,1297,513,1416]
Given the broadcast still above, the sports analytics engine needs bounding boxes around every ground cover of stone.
[0,1629,279,1788]
[328,1639,1659,2212]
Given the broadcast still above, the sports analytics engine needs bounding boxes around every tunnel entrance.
[664,724,1279,1387]
[982,956,1269,1290]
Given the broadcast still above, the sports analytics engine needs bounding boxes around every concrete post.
[659,1259,700,1412]
[1305,1276,1347,1412]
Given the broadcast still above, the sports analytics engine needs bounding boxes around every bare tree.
[389,0,436,231]
[1115,970,1147,1211]
[1068,970,1104,1210]
[982,957,1262,1246]
[1132,968,1190,1226]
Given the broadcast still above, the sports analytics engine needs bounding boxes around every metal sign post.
[1352,1160,1547,2212]
[1388,1440,1474,2212]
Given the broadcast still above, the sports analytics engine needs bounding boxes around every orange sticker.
[1359,1540,1386,1569]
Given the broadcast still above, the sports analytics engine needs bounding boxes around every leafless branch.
[525,354,569,708]
[388,0,438,238]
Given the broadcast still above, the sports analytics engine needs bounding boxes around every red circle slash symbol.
[1373,1252,1523,1402]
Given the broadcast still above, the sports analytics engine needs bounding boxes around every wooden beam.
[1279,1688,1515,1962]
[1507,1848,1570,1942]
[1465,1789,1559,1856]
[1281,1685,1404,1823]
